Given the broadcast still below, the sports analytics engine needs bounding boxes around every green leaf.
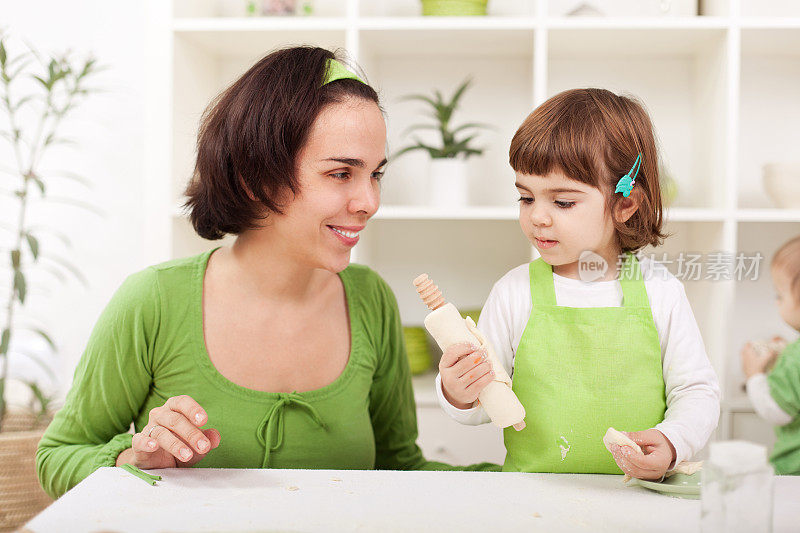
[11,249,21,269]
[0,40,7,67]
[42,196,105,217]
[449,77,473,111]
[450,122,491,135]
[32,74,50,90]
[30,174,46,195]
[8,59,32,80]
[79,58,97,78]
[0,328,9,356]
[25,233,39,260]
[39,263,67,284]
[44,135,77,147]
[26,382,51,418]
[41,253,88,287]
[27,225,73,249]
[401,123,440,136]
[391,145,431,160]
[14,269,26,303]
[23,327,56,352]
[10,94,36,112]
[398,93,440,109]
[16,350,56,382]
[45,170,92,189]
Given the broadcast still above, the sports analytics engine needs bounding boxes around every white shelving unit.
[147,0,800,464]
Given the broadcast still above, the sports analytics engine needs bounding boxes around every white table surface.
[24,467,800,532]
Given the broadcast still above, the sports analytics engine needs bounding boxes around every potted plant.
[393,78,489,207]
[0,32,99,529]
[421,0,488,16]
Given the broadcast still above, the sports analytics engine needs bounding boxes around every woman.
[37,46,496,499]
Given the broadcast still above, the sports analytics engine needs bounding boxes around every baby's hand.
[741,342,770,378]
[439,342,494,410]
[609,429,675,481]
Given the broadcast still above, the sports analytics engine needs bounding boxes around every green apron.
[503,253,666,473]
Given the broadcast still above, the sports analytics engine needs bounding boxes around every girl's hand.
[439,342,494,410]
[741,342,770,379]
[609,429,676,481]
[116,395,221,469]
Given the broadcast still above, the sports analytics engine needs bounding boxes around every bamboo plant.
[0,32,100,431]
[393,77,489,160]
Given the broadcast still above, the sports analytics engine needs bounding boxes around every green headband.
[322,59,365,86]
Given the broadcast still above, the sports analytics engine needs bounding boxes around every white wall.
[0,0,150,402]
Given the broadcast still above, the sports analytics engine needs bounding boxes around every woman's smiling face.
[271,96,387,273]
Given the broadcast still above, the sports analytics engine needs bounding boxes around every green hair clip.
[322,59,365,86]
[615,153,642,198]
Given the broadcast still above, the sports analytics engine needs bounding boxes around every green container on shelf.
[403,326,433,375]
[421,0,488,16]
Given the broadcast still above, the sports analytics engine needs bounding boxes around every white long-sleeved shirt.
[746,373,793,425]
[436,256,721,466]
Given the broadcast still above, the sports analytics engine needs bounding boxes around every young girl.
[742,236,800,475]
[436,88,720,480]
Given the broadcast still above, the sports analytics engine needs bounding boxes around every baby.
[742,235,800,475]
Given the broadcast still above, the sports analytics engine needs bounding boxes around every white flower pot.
[428,158,469,207]
[763,162,800,209]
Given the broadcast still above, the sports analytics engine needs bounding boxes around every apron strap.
[529,253,649,308]
[529,258,557,306]
[619,252,649,308]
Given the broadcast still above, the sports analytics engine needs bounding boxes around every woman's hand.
[609,429,676,481]
[439,342,494,410]
[116,395,221,469]
[741,342,771,379]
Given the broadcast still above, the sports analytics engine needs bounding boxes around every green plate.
[635,472,701,499]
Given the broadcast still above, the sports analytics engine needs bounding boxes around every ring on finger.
[146,424,162,438]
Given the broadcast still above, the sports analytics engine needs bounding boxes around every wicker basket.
[0,411,52,532]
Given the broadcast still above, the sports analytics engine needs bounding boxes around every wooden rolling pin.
[414,274,526,431]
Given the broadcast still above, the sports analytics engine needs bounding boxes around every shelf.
[666,208,728,221]
[357,17,537,31]
[741,26,800,56]
[738,31,800,208]
[173,203,732,222]
[548,25,727,57]
[546,17,730,31]
[173,17,349,31]
[411,372,438,407]
[173,21,346,57]
[723,397,755,413]
[359,26,535,58]
[740,18,800,30]
[736,209,800,222]
[374,205,517,220]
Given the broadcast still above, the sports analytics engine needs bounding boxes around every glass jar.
[701,440,774,533]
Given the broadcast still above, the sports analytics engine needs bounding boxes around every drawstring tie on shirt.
[256,391,328,468]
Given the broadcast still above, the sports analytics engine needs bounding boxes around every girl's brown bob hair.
[509,88,666,253]
[184,46,381,240]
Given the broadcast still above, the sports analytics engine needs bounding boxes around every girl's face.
[271,97,386,273]
[772,266,800,331]
[515,171,619,279]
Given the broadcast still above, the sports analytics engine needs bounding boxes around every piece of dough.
[603,427,643,455]
[603,427,704,482]
[665,461,703,477]
[603,428,643,482]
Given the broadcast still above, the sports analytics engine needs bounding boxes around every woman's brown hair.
[509,88,666,253]
[184,46,381,240]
